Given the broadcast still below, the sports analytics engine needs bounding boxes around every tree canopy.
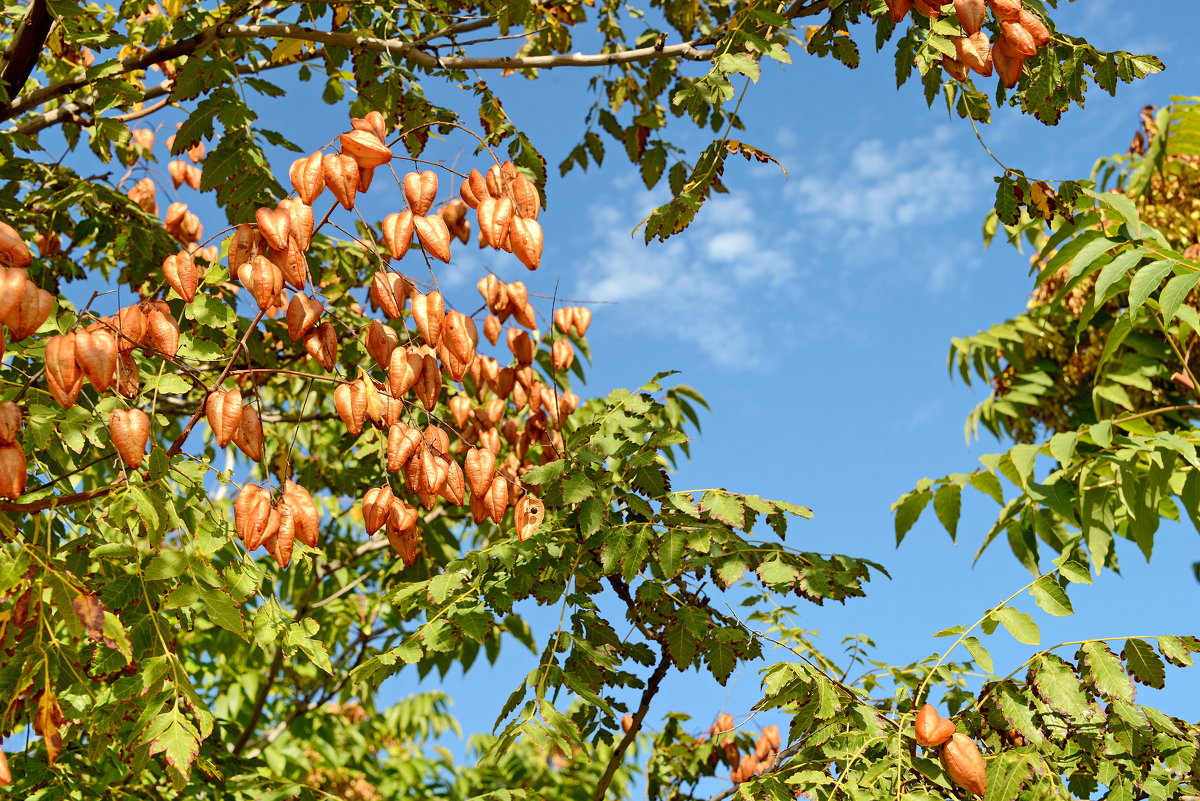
[0,1,1197,800]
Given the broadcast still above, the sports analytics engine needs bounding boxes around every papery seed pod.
[483,196,515,249]
[915,703,957,747]
[351,110,388,142]
[387,423,422,472]
[999,20,1036,56]
[572,307,592,336]
[0,224,32,269]
[507,329,535,365]
[74,329,118,391]
[511,172,540,219]
[290,153,325,205]
[514,494,544,541]
[234,483,272,548]
[322,153,359,210]
[418,450,448,496]
[340,129,393,169]
[1017,9,1050,46]
[485,474,508,523]
[286,293,323,342]
[509,300,534,331]
[443,310,477,366]
[953,0,985,32]
[955,31,993,76]
[438,456,465,505]
[479,426,502,455]
[943,54,970,81]
[232,405,264,462]
[365,320,399,367]
[464,447,496,497]
[7,281,54,340]
[404,171,438,216]
[481,314,500,346]
[227,223,261,273]
[484,164,506,198]
[992,44,1023,88]
[913,0,941,17]
[334,380,368,435]
[460,173,482,209]
[437,198,471,244]
[362,485,394,534]
[763,725,781,751]
[553,307,573,335]
[414,352,440,410]
[551,338,574,373]
[421,424,450,457]
[989,0,1021,20]
[245,255,283,311]
[477,274,507,313]
[168,160,188,189]
[382,210,415,261]
[0,745,11,786]
[283,480,320,547]
[370,271,409,319]
[414,214,452,263]
[255,506,281,554]
[411,291,444,348]
[469,490,489,524]
[387,346,422,397]
[0,402,21,444]
[379,389,403,426]
[505,280,528,312]
[35,232,60,257]
[186,141,205,163]
[45,333,84,408]
[448,395,472,429]
[0,267,27,322]
[162,251,198,302]
[885,0,914,22]
[509,217,543,271]
[144,307,179,357]
[131,128,155,151]
[109,408,150,469]
[0,442,27,499]
[206,389,243,448]
[271,502,296,567]
[185,164,202,191]
[468,169,490,205]
[357,165,375,193]
[279,198,315,252]
[940,733,987,796]
[127,177,158,214]
[116,352,140,398]
[114,305,147,351]
[386,502,421,565]
[268,239,309,290]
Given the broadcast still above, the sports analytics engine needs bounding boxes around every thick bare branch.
[592,646,672,801]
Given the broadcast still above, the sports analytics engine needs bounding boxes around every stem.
[591,646,671,801]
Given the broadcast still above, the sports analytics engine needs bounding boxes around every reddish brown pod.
[6,280,54,340]
[953,0,985,33]
[110,408,150,469]
[940,733,987,796]
[206,389,243,448]
[75,328,118,392]
[0,221,33,269]
[955,31,993,76]
[0,402,21,444]
[404,171,438,216]
[45,333,84,408]
[290,152,325,204]
[303,321,338,371]
[0,442,27,499]
[282,480,320,548]
[914,703,957,747]
[884,0,914,22]
[912,0,941,18]
[362,485,394,535]
[340,129,393,169]
[162,250,199,302]
[514,494,544,541]
[322,153,359,210]
[989,0,1021,20]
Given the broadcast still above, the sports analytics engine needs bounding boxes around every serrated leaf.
[700,490,744,529]
[1030,654,1088,717]
[1078,641,1133,701]
[1029,576,1073,617]
[562,473,596,505]
[933,484,961,540]
[1122,638,1165,688]
[963,636,994,674]
[993,607,1039,645]
[199,587,244,637]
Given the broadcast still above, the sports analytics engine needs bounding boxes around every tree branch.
[1,0,53,104]
[592,645,671,801]
[215,24,716,71]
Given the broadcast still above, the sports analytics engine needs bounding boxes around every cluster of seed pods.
[701,714,783,785]
[884,0,1052,89]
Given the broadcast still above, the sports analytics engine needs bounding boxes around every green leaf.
[199,587,245,637]
[657,529,685,578]
[993,607,1039,645]
[562,473,596,505]
[963,636,993,674]
[1029,654,1089,717]
[1158,272,1200,322]
[1127,260,1173,314]
[1122,638,1165,688]
[521,460,567,485]
[1029,575,1073,616]
[144,706,200,777]
[1078,641,1133,701]
[983,751,1033,801]
[284,618,334,674]
[700,490,744,529]
[1053,555,1092,584]
[932,484,961,540]
[893,488,931,544]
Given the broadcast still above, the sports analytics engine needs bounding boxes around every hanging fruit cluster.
[0,111,581,575]
[914,703,988,796]
[882,0,1052,88]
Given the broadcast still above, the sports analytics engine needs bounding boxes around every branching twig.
[592,645,671,801]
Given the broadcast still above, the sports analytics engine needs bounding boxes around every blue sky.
[25,0,1200,784]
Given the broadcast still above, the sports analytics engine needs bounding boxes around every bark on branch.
[592,646,672,801]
